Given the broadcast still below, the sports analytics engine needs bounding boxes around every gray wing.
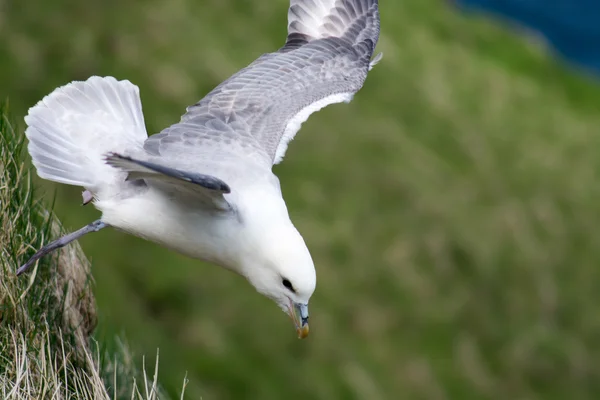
[105,153,232,210]
[143,0,381,168]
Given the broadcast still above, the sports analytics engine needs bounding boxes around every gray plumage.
[142,0,380,171]
[20,0,381,338]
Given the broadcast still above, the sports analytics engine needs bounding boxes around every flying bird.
[18,0,381,338]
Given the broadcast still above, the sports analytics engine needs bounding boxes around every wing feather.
[144,0,380,167]
[105,153,232,210]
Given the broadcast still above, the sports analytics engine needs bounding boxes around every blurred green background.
[3,0,600,399]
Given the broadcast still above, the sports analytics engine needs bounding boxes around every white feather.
[369,52,383,70]
[274,92,353,164]
[24,76,147,192]
[288,0,338,39]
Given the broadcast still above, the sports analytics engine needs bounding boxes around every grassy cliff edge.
[0,102,183,400]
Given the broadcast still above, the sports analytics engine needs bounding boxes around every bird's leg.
[16,219,107,276]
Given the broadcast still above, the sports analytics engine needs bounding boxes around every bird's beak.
[288,299,309,339]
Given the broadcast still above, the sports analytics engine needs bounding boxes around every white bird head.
[238,216,316,339]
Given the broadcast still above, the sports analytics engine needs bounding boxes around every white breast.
[95,188,240,267]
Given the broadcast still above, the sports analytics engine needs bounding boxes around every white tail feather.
[24,76,148,192]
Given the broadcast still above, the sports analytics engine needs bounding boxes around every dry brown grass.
[0,103,185,399]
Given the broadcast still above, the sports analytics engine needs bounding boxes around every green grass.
[0,101,103,398]
[3,0,600,399]
[0,103,185,399]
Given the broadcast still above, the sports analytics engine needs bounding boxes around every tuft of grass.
[0,102,185,399]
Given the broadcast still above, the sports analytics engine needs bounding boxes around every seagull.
[18,0,381,339]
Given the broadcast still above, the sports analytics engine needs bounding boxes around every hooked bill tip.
[297,324,309,339]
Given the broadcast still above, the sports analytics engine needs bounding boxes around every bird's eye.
[282,278,295,293]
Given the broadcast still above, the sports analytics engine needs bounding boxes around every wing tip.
[103,152,133,169]
[104,152,232,194]
[285,0,380,47]
[217,181,231,193]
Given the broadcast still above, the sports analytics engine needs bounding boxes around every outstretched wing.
[143,0,380,167]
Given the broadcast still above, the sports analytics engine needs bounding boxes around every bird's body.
[20,0,381,337]
[97,173,296,275]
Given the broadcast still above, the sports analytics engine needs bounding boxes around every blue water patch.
[454,0,600,76]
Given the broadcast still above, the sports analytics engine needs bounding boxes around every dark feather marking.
[105,153,231,193]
